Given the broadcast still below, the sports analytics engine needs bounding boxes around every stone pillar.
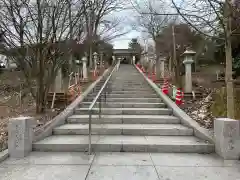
[156,59,160,79]
[140,56,144,67]
[214,118,240,160]
[148,58,153,75]
[144,54,148,70]
[152,60,156,74]
[8,117,35,158]
[93,52,98,71]
[182,49,196,93]
[159,57,166,78]
[112,55,116,65]
[100,53,103,68]
[55,69,62,92]
[117,58,120,70]
[75,59,81,82]
[132,55,136,64]
[82,56,88,80]
[154,63,157,74]
[148,54,155,75]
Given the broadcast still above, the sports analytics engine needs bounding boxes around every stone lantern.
[182,48,196,93]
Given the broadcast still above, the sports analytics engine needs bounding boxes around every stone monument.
[8,117,35,158]
[214,118,240,160]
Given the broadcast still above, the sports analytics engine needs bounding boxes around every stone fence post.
[112,55,116,65]
[100,52,103,68]
[214,118,240,160]
[132,55,136,64]
[82,56,88,80]
[8,117,36,158]
[159,57,166,78]
[93,52,98,72]
[55,69,63,92]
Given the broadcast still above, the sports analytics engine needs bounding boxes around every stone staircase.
[33,65,214,153]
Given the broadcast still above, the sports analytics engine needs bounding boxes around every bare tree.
[131,0,172,42]
[82,0,127,69]
[130,0,180,81]
[135,0,238,118]
[98,17,130,42]
[170,0,237,118]
[0,0,85,113]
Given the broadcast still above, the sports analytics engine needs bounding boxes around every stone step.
[110,81,148,83]
[104,91,155,94]
[80,102,166,108]
[109,82,150,88]
[109,87,152,90]
[93,89,153,93]
[84,98,162,103]
[105,89,153,93]
[109,83,149,85]
[75,108,172,115]
[33,135,214,153]
[109,85,151,87]
[53,124,193,136]
[109,85,150,87]
[67,115,180,124]
[87,94,159,98]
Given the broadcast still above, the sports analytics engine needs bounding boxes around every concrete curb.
[33,68,110,142]
[0,149,9,163]
[134,65,214,143]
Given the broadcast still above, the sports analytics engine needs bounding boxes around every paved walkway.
[0,152,239,180]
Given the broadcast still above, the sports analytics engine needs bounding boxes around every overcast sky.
[113,31,141,49]
[111,0,174,49]
[110,4,141,49]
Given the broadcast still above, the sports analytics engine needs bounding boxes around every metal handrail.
[88,60,120,154]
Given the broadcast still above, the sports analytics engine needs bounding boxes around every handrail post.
[104,89,107,103]
[87,60,119,155]
[99,95,102,119]
[88,111,92,155]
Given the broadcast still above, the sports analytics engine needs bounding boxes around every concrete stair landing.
[33,65,214,153]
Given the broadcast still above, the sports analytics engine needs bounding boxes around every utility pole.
[68,0,73,72]
[145,39,149,63]
[172,25,180,87]
[88,0,93,69]
[225,0,234,118]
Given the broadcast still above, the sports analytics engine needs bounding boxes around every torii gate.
[112,49,139,64]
